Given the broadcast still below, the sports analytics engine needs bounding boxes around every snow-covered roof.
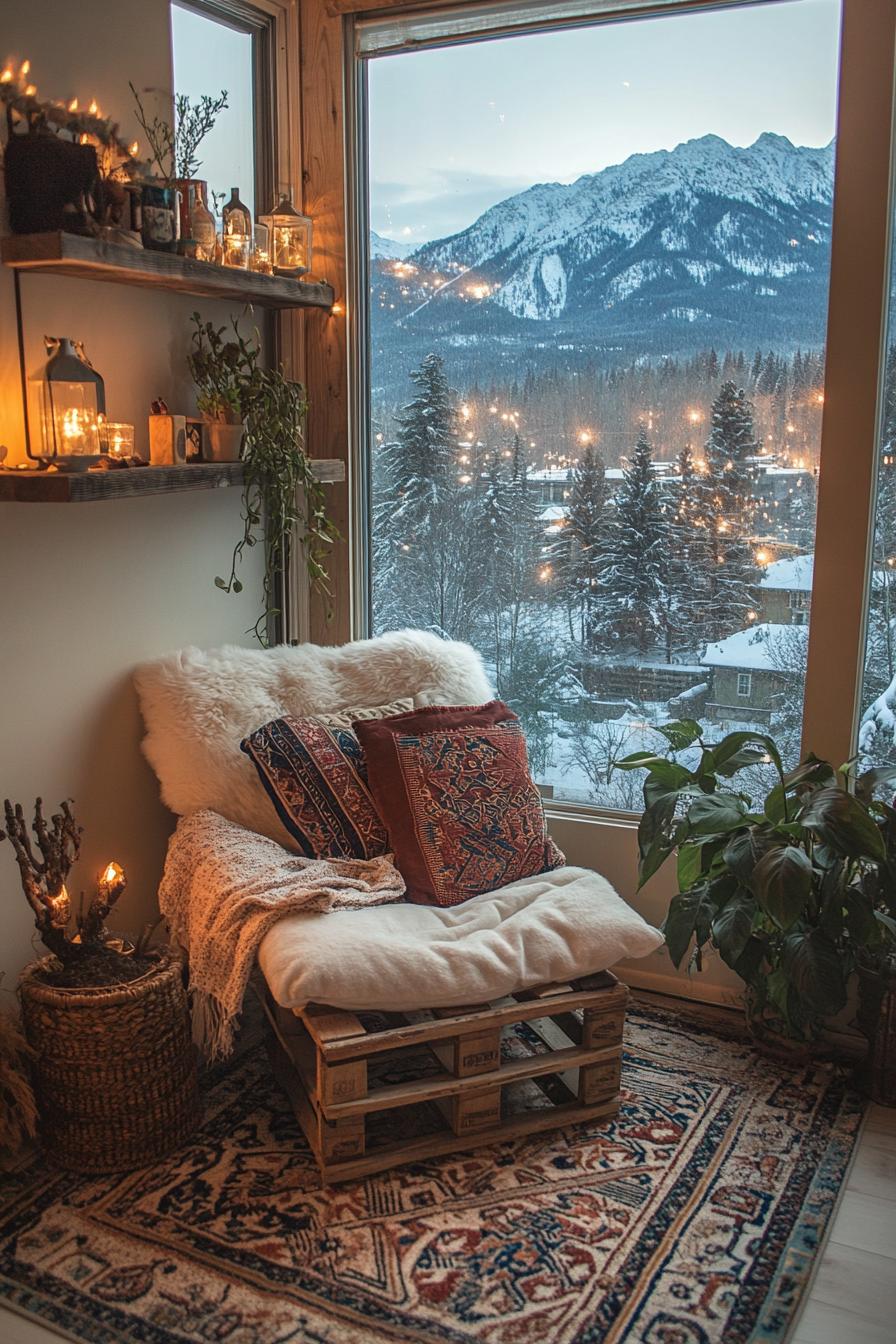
[759,553,813,591]
[539,505,568,521]
[701,622,807,671]
[528,469,572,482]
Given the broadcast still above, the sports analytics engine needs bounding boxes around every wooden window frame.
[298,0,896,783]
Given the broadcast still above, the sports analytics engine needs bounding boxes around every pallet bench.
[263,972,628,1183]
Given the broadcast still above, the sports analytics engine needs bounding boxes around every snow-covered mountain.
[372,134,835,393]
[370,230,413,260]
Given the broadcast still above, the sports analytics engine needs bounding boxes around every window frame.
[298,0,896,815]
[737,672,753,699]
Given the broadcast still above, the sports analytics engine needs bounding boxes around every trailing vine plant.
[188,313,338,644]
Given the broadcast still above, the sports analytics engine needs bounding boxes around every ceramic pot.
[204,421,244,462]
[140,182,179,253]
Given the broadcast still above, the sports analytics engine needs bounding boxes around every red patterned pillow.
[354,701,564,906]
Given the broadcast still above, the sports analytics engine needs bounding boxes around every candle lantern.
[260,193,312,276]
[99,422,135,457]
[32,337,106,470]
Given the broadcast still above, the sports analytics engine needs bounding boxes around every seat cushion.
[258,865,663,1012]
[355,700,564,906]
[240,699,412,859]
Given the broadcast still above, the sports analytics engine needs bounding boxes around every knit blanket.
[158,810,406,1059]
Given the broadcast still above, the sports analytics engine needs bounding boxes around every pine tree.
[556,443,608,644]
[372,352,480,639]
[598,426,669,655]
[701,381,761,641]
[666,443,713,659]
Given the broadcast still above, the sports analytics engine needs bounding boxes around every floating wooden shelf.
[0,459,345,504]
[1,232,335,310]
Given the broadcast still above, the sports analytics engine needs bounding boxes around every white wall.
[0,0,265,988]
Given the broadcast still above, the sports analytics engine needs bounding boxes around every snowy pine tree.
[598,426,669,655]
[556,443,608,644]
[665,443,713,660]
[372,352,481,639]
[701,381,761,641]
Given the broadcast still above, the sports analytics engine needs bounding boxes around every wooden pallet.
[263,973,628,1184]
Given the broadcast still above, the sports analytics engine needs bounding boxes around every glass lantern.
[260,193,312,276]
[32,337,106,470]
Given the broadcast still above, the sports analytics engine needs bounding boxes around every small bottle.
[189,183,217,263]
[221,187,251,268]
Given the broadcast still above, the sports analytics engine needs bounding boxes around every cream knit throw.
[158,810,406,1059]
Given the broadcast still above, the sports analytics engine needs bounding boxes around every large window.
[362,0,840,810]
[171,1,257,221]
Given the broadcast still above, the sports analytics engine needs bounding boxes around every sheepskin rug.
[135,630,493,848]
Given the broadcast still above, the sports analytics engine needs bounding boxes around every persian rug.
[0,995,864,1344]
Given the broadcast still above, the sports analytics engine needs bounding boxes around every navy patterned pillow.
[240,700,412,859]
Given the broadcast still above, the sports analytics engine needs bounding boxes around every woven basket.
[19,951,201,1173]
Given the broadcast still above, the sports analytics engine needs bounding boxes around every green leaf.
[800,786,887,861]
[724,826,785,884]
[662,886,717,968]
[753,845,813,929]
[614,751,672,772]
[642,761,694,810]
[843,889,880,946]
[764,782,788,825]
[782,929,848,1017]
[214,576,228,590]
[232,579,243,594]
[731,935,766,984]
[636,800,680,887]
[783,755,837,791]
[712,891,757,966]
[656,719,703,751]
[677,843,704,891]
[715,745,774,777]
[687,793,749,836]
[711,731,782,776]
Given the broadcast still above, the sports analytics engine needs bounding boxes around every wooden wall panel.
[300,0,352,644]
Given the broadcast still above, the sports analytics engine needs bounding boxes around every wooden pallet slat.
[266,974,629,1184]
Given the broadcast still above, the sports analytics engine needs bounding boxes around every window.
[361,0,840,810]
[171,1,257,221]
[858,212,896,771]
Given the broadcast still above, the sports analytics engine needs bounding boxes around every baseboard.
[618,965,744,1010]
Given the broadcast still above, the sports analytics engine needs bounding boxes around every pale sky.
[368,0,841,245]
[171,2,256,220]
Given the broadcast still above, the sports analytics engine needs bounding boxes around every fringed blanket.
[158,810,405,1058]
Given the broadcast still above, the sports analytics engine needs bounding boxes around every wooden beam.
[300,0,352,644]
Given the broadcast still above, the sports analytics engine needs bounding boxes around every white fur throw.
[134,630,493,845]
[259,862,664,1012]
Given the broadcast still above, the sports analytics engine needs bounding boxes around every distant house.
[701,622,808,724]
[759,553,813,625]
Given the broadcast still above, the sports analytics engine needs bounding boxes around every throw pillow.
[240,699,413,859]
[354,700,565,906]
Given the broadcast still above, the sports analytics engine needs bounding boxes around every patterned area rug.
[0,995,863,1344]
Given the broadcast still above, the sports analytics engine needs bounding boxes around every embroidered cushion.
[354,700,565,906]
[240,699,413,859]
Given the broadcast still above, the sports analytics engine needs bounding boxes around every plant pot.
[857,961,896,1105]
[205,421,244,462]
[140,181,179,253]
[3,130,100,235]
[18,951,201,1172]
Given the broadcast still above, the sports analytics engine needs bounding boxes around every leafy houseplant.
[616,721,896,1045]
[188,313,339,643]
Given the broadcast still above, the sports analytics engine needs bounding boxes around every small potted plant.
[188,313,248,461]
[1,797,200,1172]
[616,722,896,1078]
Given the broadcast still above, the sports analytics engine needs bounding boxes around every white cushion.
[258,865,664,1011]
[134,630,492,846]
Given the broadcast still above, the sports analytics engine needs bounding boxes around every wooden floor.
[0,1102,894,1343]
